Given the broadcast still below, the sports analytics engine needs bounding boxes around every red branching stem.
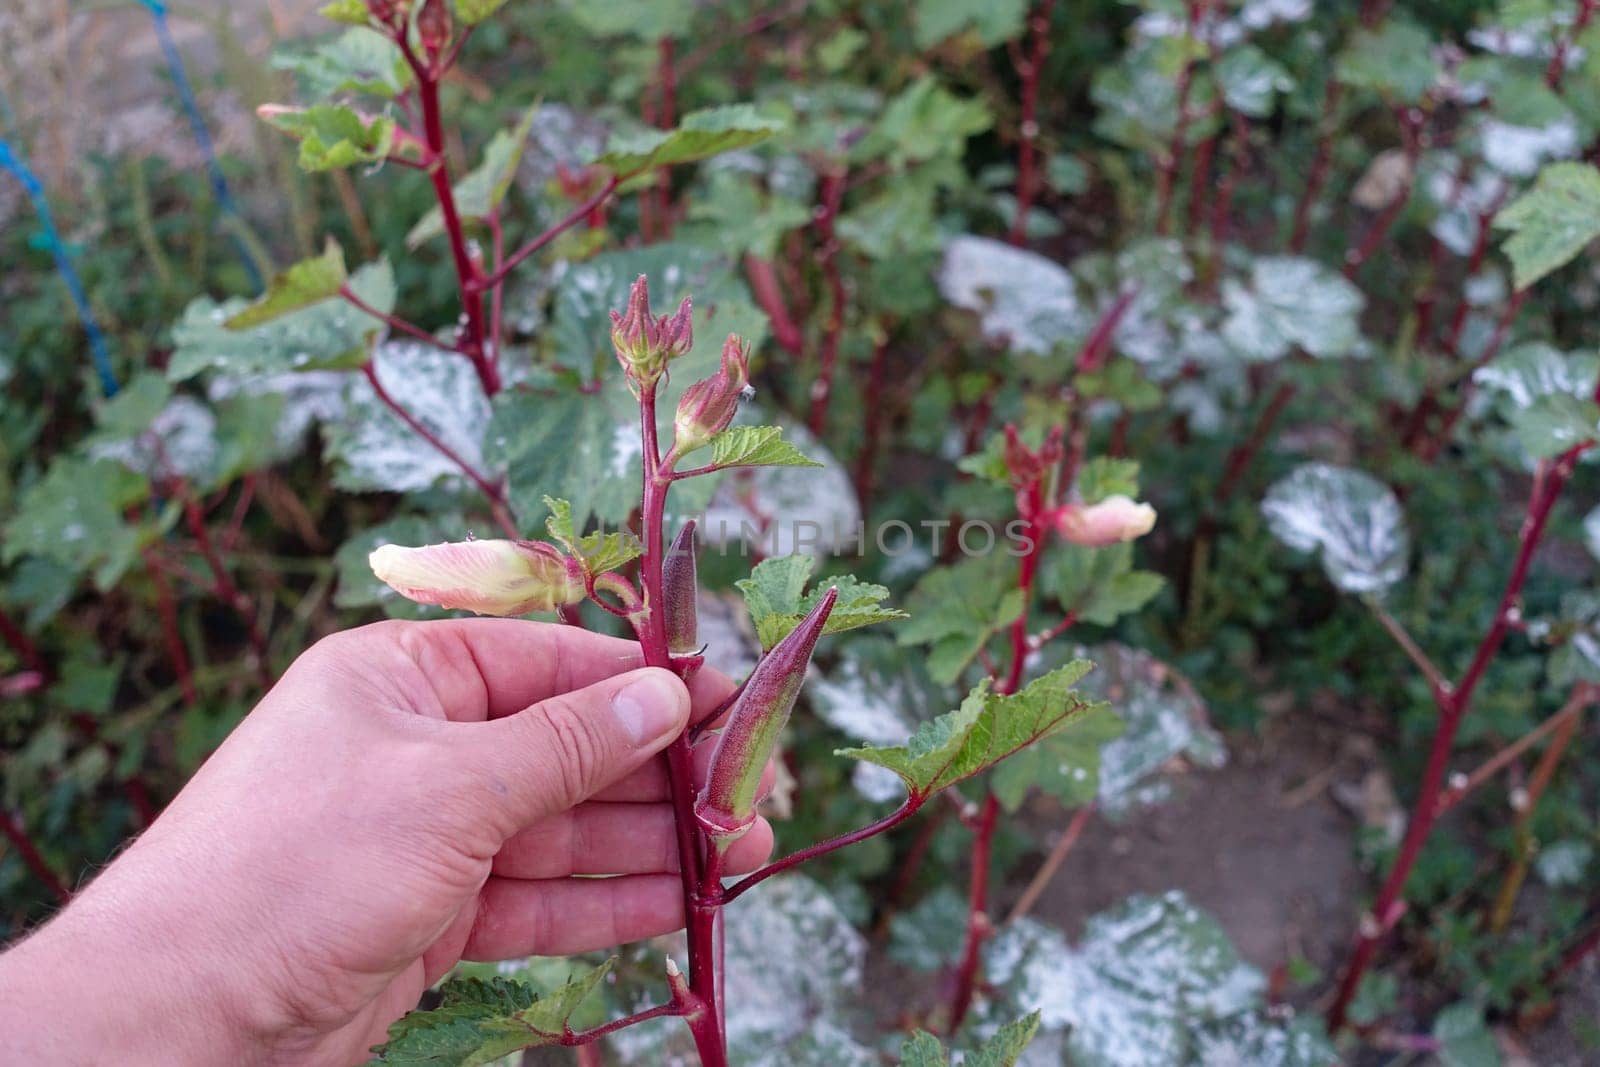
[360,363,518,538]
[0,810,70,904]
[1435,684,1595,816]
[854,332,892,514]
[721,798,923,904]
[743,254,804,356]
[1546,0,1598,91]
[1289,79,1344,253]
[179,488,271,689]
[1416,289,1528,460]
[0,605,48,679]
[474,176,620,291]
[339,285,451,352]
[143,548,198,708]
[1214,381,1296,506]
[1343,108,1424,280]
[807,168,848,435]
[560,1001,687,1046]
[400,40,499,397]
[1009,0,1057,246]
[222,474,257,552]
[947,793,1000,1031]
[656,38,678,238]
[1327,413,1599,1032]
[1153,1,1207,236]
[1439,186,1511,358]
[637,392,725,1067]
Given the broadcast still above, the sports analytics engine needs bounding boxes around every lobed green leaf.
[262,104,398,172]
[368,962,613,1066]
[225,240,349,329]
[838,662,1108,798]
[543,496,643,578]
[593,105,784,180]
[695,425,822,470]
[1497,162,1600,290]
[736,553,905,651]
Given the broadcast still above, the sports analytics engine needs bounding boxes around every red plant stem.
[179,489,271,689]
[487,211,506,355]
[1439,188,1511,358]
[807,168,848,436]
[1289,79,1344,253]
[1008,0,1057,246]
[1416,290,1528,461]
[561,1001,688,1046]
[638,392,725,1067]
[1327,416,1598,1032]
[1214,381,1296,505]
[1546,0,1598,90]
[339,285,451,351]
[655,38,678,239]
[1553,920,1600,982]
[1343,108,1424,280]
[360,363,518,538]
[402,43,499,397]
[1186,131,1220,239]
[0,810,70,904]
[743,254,803,355]
[1153,1,1206,236]
[475,177,620,290]
[1207,111,1248,285]
[721,798,923,904]
[0,605,48,679]
[1412,158,1474,345]
[854,332,891,515]
[1435,685,1594,816]
[1360,0,1391,27]
[143,548,198,708]
[947,793,1000,1031]
[222,474,257,552]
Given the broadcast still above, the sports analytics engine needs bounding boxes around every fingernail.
[612,671,684,745]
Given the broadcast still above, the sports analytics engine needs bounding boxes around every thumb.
[466,667,690,831]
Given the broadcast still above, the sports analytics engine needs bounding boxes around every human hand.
[0,620,773,1066]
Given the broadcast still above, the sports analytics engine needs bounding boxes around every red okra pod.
[695,588,838,847]
[663,521,699,655]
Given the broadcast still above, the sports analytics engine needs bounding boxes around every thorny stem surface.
[1327,397,1600,1031]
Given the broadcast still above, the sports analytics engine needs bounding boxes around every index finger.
[349,618,736,723]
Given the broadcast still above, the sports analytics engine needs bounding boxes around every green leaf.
[683,170,813,259]
[543,495,643,577]
[698,425,822,470]
[1221,256,1365,362]
[262,103,397,172]
[912,0,1029,49]
[1433,1002,1500,1067]
[318,0,371,24]
[736,553,905,651]
[1074,457,1140,505]
[990,701,1125,812]
[1214,44,1292,118]
[838,662,1108,798]
[169,259,395,380]
[407,109,538,248]
[225,240,348,329]
[1335,20,1441,103]
[899,1031,949,1067]
[593,105,784,179]
[896,555,1025,685]
[273,28,410,99]
[2,457,160,590]
[1041,541,1165,627]
[1262,463,1410,595]
[1496,162,1600,289]
[1511,393,1600,457]
[368,962,613,1065]
[451,0,509,25]
[852,76,992,168]
[967,1012,1043,1067]
[88,373,172,443]
[561,0,697,39]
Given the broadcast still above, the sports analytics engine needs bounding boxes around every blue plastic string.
[0,139,121,399]
[138,0,265,290]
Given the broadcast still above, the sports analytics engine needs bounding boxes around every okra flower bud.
[674,335,751,454]
[369,539,587,616]
[695,588,838,848]
[610,275,693,393]
[1047,495,1157,547]
[663,521,700,655]
[416,0,451,58]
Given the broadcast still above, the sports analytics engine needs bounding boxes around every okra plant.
[360,274,1106,1064]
